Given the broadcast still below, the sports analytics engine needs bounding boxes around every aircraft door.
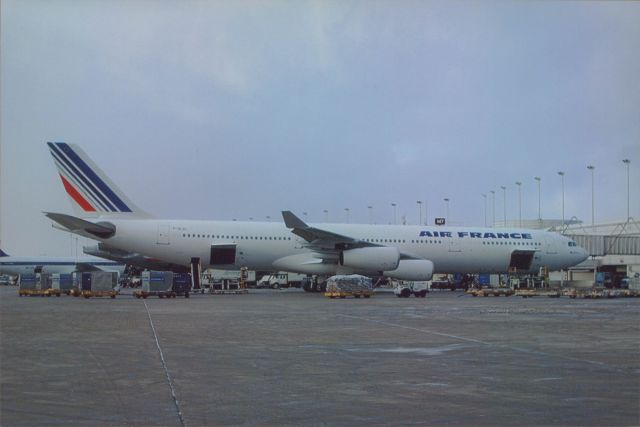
[448,239,462,253]
[210,244,237,266]
[157,224,170,245]
[545,235,558,254]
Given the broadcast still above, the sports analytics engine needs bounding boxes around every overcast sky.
[1,0,639,256]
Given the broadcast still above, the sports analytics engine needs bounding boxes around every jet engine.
[384,259,434,281]
[339,247,400,271]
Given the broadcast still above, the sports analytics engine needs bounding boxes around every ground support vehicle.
[17,274,53,297]
[257,272,305,289]
[82,290,117,298]
[171,273,191,297]
[325,290,373,299]
[77,271,119,299]
[467,287,514,297]
[302,276,328,292]
[393,281,428,298]
[515,289,561,298]
[134,271,191,299]
[209,279,248,295]
[325,275,373,299]
[49,273,75,296]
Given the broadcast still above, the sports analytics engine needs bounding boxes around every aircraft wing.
[282,211,420,260]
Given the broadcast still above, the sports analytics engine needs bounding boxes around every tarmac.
[1,286,639,427]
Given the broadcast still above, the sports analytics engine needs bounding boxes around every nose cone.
[577,246,589,264]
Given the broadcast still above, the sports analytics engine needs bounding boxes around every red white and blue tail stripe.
[47,142,147,217]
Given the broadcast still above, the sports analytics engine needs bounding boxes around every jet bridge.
[565,234,640,257]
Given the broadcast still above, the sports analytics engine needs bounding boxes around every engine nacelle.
[384,259,434,281]
[339,247,400,271]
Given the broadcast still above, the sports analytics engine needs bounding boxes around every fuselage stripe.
[49,143,116,212]
[55,143,131,212]
[59,174,96,212]
[53,156,110,211]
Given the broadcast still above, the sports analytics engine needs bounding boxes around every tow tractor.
[393,281,429,298]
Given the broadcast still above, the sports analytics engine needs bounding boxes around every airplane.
[43,142,589,283]
[0,248,125,277]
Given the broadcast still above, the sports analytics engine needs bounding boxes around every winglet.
[0,249,9,257]
[282,211,309,229]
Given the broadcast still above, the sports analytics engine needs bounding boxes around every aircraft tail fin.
[47,142,150,218]
[0,249,9,257]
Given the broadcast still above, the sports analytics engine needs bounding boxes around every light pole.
[623,159,631,222]
[303,212,308,221]
[443,198,450,223]
[482,194,487,227]
[323,209,329,222]
[391,203,397,225]
[558,171,565,229]
[344,208,350,224]
[416,201,422,226]
[515,182,522,227]
[500,186,506,226]
[367,206,373,224]
[266,215,271,221]
[534,176,541,222]
[587,165,595,227]
[425,200,429,225]
[490,190,496,227]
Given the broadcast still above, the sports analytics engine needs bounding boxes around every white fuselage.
[99,219,588,275]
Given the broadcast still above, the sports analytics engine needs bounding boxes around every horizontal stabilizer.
[44,212,116,239]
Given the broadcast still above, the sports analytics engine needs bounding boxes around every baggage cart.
[325,275,374,299]
[50,273,75,296]
[18,274,40,296]
[78,272,118,298]
[135,271,190,298]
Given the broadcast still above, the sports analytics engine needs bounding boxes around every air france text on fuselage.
[419,231,533,239]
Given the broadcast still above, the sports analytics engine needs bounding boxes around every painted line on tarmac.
[144,299,186,427]
[338,313,627,373]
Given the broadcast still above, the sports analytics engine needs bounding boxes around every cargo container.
[172,273,191,297]
[51,273,75,295]
[135,271,190,298]
[325,275,373,298]
[78,271,118,298]
[18,274,38,296]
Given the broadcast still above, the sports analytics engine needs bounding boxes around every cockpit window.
[568,241,577,247]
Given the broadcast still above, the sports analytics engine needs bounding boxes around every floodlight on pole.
[587,165,595,227]
[391,203,397,225]
[490,190,496,227]
[443,198,450,222]
[558,171,565,229]
[500,186,506,226]
[623,159,631,222]
[534,176,541,222]
[515,182,522,227]
[416,201,422,226]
